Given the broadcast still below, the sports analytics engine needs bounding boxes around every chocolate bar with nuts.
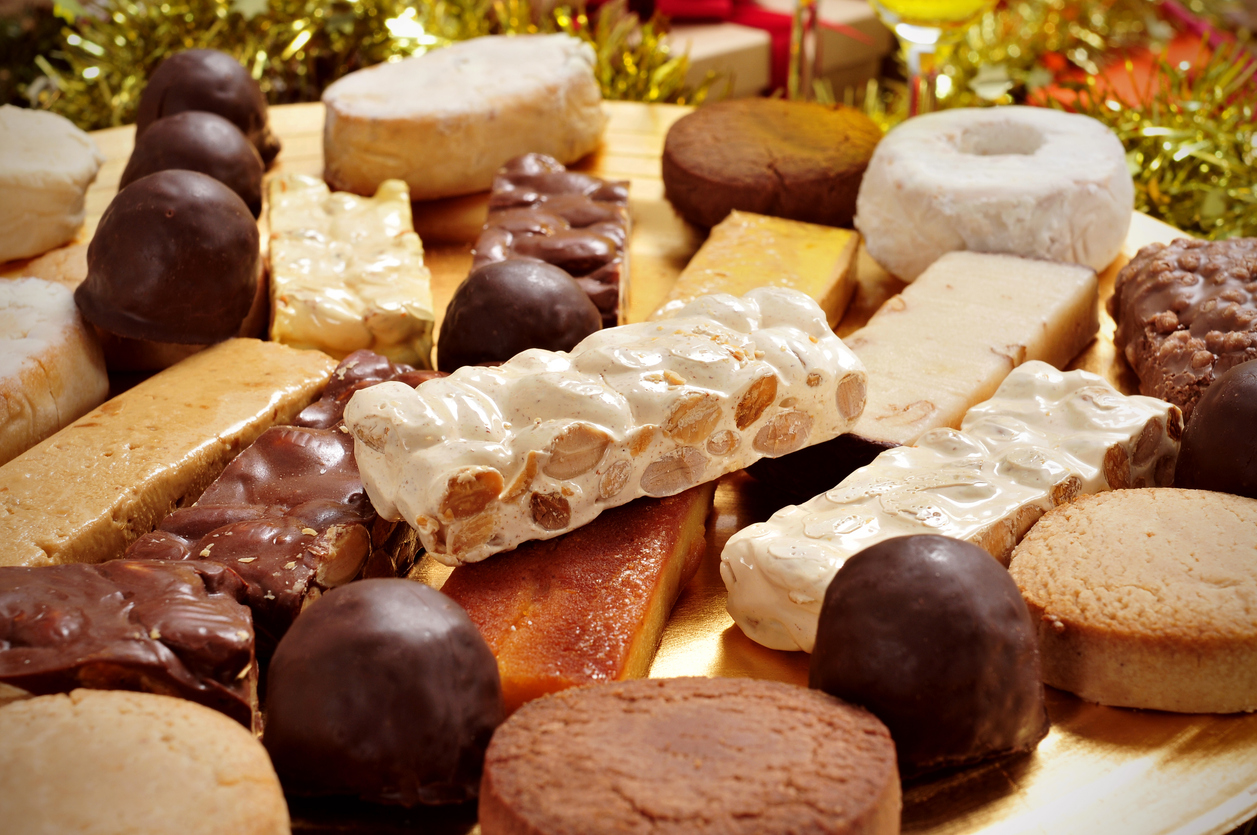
[472,153,630,328]
[0,559,258,728]
[127,351,443,654]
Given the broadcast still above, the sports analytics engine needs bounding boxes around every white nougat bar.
[345,288,867,566]
[845,251,1099,447]
[267,174,435,367]
[721,361,1183,653]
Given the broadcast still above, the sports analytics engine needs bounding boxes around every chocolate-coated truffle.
[121,111,264,217]
[75,169,259,345]
[136,48,280,164]
[263,579,504,806]
[1174,358,1257,499]
[809,534,1049,777]
[437,260,602,372]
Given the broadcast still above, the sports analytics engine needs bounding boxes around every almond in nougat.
[441,483,715,714]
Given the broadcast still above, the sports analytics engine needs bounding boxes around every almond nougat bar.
[722,361,1183,652]
[345,287,867,565]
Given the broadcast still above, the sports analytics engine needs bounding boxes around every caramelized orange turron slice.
[441,482,716,714]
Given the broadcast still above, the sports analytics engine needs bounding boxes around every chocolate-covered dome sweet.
[121,111,264,217]
[263,579,504,806]
[1175,358,1257,499]
[75,169,259,345]
[809,534,1049,777]
[135,48,280,165]
[437,259,602,372]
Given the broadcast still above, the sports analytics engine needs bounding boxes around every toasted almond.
[311,523,372,587]
[451,510,499,555]
[640,446,707,496]
[502,451,540,503]
[836,373,867,421]
[530,491,572,530]
[1133,418,1163,466]
[707,430,739,456]
[663,392,722,444]
[753,410,813,457]
[440,469,504,520]
[1103,444,1131,490]
[544,424,613,479]
[599,459,633,499]
[735,375,777,429]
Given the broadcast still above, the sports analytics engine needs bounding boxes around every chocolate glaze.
[437,260,602,372]
[809,534,1049,777]
[126,351,444,655]
[121,111,265,217]
[1109,237,1257,421]
[1174,358,1257,499]
[473,153,630,328]
[136,48,280,165]
[263,580,504,806]
[746,433,896,503]
[0,560,256,728]
[75,169,259,345]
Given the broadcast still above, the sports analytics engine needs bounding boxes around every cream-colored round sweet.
[1009,488,1257,714]
[0,276,109,467]
[0,105,104,262]
[323,34,607,200]
[854,106,1133,282]
[0,690,290,835]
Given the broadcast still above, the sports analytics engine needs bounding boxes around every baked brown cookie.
[480,676,900,835]
[662,100,882,229]
[1009,488,1257,714]
[0,689,289,835]
[1108,237,1257,421]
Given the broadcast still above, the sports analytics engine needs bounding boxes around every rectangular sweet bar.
[126,351,443,655]
[345,287,866,565]
[267,174,435,367]
[650,210,859,328]
[846,251,1099,447]
[0,560,258,729]
[722,361,1183,653]
[472,153,630,328]
[441,482,715,714]
[0,339,338,568]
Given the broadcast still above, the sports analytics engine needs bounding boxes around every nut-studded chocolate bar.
[723,361,1183,653]
[0,560,258,728]
[472,153,630,328]
[127,351,443,654]
[346,287,867,566]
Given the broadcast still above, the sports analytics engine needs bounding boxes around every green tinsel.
[25,0,711,130]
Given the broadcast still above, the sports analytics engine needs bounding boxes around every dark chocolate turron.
[0,560,257,728]
[473,153,631,329]
[126,351,445,655]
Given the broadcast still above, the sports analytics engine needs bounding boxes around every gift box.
[663,0,893,96]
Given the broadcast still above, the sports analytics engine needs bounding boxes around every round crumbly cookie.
[662,100,882,229]
[0,689,290,835]
[480,677,900,835]
[1009,489,1257,713]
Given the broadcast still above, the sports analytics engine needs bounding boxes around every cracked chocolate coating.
[1109,237,1257,421]
[472,153,629,328]
[126,351,443,654]
[0,560,256,728]
[662,99,882,229]
[809,534,1050,777]
[121,111,264,217]
[437,259,602,372]
[136,48,280,165]
[263,580,504,806]
[1174,358,1257,499]
[76,169,259,345]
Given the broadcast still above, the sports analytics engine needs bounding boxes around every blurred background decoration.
[1,0,1252,239]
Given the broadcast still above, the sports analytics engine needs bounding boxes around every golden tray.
[34,101,1257,835]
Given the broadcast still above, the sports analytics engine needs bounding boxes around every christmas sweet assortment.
[3,31,1256,835]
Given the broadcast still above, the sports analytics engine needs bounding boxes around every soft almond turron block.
[723,361,1183,653]
[442,482,716,714]
[0,339,338,567]
[345,287,867,565]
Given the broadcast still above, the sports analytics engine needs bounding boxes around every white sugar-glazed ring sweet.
[854,106,1134,282]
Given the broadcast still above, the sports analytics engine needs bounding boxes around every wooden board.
[5,101,1255,835]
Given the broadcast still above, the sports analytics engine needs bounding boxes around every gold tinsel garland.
[33,0,712,130]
